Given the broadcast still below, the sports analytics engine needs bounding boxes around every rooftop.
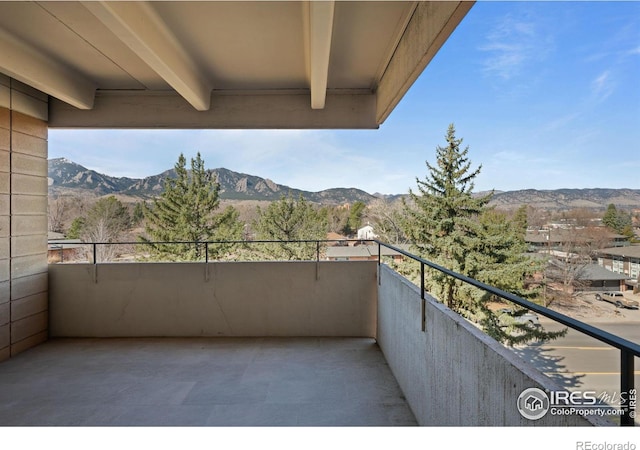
[599,246,640,259]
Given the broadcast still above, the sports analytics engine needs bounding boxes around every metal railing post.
[205,242,209,263]
[378,242,381,285]
[316,240,320,280]
[93,243,97,264]
[421,261,426,332]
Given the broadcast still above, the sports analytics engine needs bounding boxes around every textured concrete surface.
[377,265,608,426]
[0,337,417,426]
[0,97,49,362]
[49,261,377,338]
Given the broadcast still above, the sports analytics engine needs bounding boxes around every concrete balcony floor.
[0,337,417,426]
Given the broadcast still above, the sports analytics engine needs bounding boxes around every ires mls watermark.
[516,387,637,420]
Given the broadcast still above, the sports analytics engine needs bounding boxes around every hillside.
[48,158,640,210]
[48,158,375,205]
[489,188,640,211]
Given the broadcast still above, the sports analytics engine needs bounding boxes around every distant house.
[577,264,631,292]
[325,245,372,261]
[526,228,628,252]
[357,225,378,240]
[597,246,640,289]
[325,244,411,262]
[47,232,85,263]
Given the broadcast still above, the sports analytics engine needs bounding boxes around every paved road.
[512,316,640,398]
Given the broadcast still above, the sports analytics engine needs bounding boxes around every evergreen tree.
[132,201,146,225]
[464,209,564,345]
[252,193,328,260]
[141,153,242,260]
[342,201,366,236]
[67,217,85,240]
[401,124,564,345]
[402,123,492,310]
[512,204,528,239]
[602,203,618,230]
[603,203,633,236]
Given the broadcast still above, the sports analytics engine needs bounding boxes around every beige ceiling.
[0,1,474,129]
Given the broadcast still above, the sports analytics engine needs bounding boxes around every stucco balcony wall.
[49,261,377,338]
[376,264,606,426]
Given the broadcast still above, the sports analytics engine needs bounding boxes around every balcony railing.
[48,238,640,425]
[48,239,365,264]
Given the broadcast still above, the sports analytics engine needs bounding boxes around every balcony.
[3,240,631,428]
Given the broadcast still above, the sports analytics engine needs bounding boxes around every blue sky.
[49,1,640,195]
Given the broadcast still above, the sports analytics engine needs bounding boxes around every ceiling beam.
[0,27,96,110]
[83,1,212,111]
[376,1,475,124]
[306,1,335,110]
[48,90,377,129]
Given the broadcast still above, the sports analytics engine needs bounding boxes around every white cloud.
[590,70,615,102]
[479,11,553,81]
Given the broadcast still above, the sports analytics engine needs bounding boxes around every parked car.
[497,308,541,328]
[595,292,639,309]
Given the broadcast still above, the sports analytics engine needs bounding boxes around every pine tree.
[342,201,366,236]
[602,203,618,230]
[401,124,565,345]
[252,193,328,260]
[402,123,492,310]
[464,209,565,345]
[141,153,242,261]
[603,203,633,237]
[512,204,528,239]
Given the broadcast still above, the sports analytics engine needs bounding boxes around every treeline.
[47,152,376,261]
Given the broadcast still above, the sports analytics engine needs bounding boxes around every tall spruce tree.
[464,209,564,345]
[142,153,242,260]
[402,124,565,345]
[602,204,619,230]
[402,123,492,310]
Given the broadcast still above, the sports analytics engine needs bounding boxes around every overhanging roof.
[0,1,474,129]
[599,246,640,259]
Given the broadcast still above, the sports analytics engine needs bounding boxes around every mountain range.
[48,158,640,210]
[47,158,376,204]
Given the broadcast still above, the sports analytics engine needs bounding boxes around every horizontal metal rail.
[48,239,375,264]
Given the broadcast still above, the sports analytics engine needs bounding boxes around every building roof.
[326,246,372,259]
[326,243,411,259]
[578,265,631,282]
[526,228,626,244]
[598,246,640,259]
[0,1,473,129]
